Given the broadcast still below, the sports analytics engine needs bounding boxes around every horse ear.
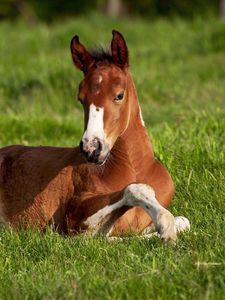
[70,35,94,73]
[111,30,129,67]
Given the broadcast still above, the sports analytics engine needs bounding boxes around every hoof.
[157,210,177,243]
[175,216,190,232]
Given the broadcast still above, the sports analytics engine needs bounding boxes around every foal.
[0,30,189,242]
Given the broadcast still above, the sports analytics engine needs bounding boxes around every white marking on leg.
[84,183,176,241]
[84,199,125,232]
[124,184,160,224]
[141,216,190,239]
[124,184,176,242]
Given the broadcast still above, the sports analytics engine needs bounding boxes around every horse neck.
[110,71,155,179]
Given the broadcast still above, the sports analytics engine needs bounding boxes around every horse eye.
[114,91,124,101]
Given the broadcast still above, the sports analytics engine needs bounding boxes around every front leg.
[83,183,177,242]
[123,184,177,242]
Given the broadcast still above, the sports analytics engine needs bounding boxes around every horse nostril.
[79,138,103,163]
[93,138,102,152]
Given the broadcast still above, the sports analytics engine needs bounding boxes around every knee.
[124,183,155,199]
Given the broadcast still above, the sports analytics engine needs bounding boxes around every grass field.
[0,13,225,300]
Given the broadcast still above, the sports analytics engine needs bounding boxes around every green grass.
[0,13,225,299]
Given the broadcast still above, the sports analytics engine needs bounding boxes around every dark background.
[0,0,224,24]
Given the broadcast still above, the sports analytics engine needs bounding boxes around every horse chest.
[72,162,136,201]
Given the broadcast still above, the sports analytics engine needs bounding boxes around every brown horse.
[0,30,190,242]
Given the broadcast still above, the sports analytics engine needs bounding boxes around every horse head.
[71,30,132,165]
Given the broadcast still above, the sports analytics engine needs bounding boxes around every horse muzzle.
[79,137,109,165]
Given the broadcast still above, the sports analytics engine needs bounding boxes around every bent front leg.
[121,183,176,241]
[83,183,177,242]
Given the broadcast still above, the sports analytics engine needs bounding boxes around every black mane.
[89,46,114,63]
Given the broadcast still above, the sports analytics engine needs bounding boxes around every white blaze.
[83,104,105,142]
